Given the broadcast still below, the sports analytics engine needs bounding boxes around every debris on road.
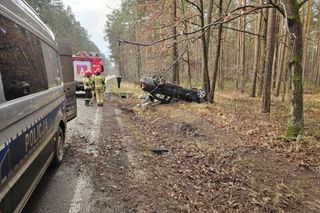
[150,148,169,155]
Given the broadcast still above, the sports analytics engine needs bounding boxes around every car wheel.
[52,126,64,166]
[197,89,206,100]
[152,75,166,87]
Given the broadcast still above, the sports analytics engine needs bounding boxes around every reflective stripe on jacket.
[83,77,92,90]
[94,75,105,89]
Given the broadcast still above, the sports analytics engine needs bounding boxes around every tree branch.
[299,0,309,8]
[119,4,274,47]
[267,0,285,17]
[184,0,202,13]
[223,26,264,38]
[119,34,179,47]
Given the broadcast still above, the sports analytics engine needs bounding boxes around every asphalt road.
[23,98,101,213]
[23,94,151,213]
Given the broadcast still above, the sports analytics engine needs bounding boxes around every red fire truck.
[72,51,103,91]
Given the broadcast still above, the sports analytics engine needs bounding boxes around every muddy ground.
[24,93,320,213]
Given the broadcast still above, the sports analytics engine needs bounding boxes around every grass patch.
[108,81,142,98]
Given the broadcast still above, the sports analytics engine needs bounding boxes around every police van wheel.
[53,127,64,166]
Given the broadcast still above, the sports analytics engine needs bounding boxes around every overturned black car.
[140,75,206,103]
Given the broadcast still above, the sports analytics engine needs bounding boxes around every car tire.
[52,126,64,166]
[152,75,166,87]
[197,89,206,100]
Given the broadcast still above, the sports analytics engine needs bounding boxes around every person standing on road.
[83,70,93,106]
[93,69,105,106]
[116,73,122,89]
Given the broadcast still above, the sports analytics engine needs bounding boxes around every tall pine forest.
[25,0,99,54]
[104,0,320,138]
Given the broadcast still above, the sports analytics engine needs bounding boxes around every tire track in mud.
[87,95,159,212]
[68,104,103,213]
[86,107,103,157]
[114,108,147,184]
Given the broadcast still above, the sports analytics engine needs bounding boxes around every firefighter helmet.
[84,70,92,77]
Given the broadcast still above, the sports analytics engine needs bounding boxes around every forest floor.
[104,82,320,212]
[32,82,319,213]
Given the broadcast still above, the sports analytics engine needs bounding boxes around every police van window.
[41,42,62,88]
[0,15,48,101]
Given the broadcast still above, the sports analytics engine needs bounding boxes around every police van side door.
[58,40,77,121]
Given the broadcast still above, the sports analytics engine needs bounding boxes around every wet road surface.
[23,97,106,213]
[23,93,155,213]
[22,164,79,213]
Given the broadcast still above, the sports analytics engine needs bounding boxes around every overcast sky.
[63,0,122,56]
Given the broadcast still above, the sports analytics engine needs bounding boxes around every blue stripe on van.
[0,103,63,181]
[0,144,9,180]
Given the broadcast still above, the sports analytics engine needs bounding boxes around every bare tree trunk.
[317,66,320,86]
[251,1,263,97]
[181,0,191,87]
[283,0,304,137]
[208,0,223,103]
[206,0,214,52]
[132,6,141,81]
[282,53,289,102]
[272,12,280,91]
[302,0,312,82]
[258,9,268,97]
[199,0,210,94]
[218,31,225,90]
[262,2,277,113]
[136,46,141,80]
[275,32,288,97]
[274,15,284,96]
[315,2,320,87]
[236,19,240,90]
[282,72,288,101]
[172,0,179,84]
[240,0,246,93]
[186,51,192,87]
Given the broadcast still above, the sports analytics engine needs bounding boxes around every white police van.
[0,0,76,212]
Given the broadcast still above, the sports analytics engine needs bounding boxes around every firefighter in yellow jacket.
[83,70,93,106]
[93,69,105,106]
